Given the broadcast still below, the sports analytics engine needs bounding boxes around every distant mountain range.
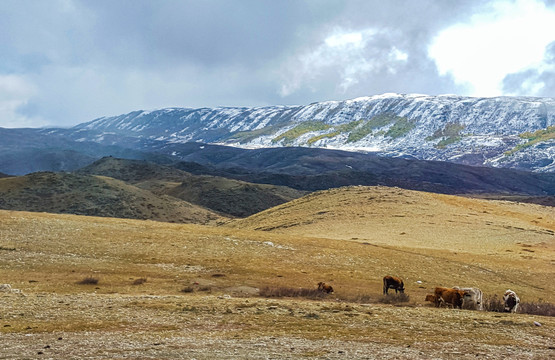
[63,93,555,172]
[1,93,554,176]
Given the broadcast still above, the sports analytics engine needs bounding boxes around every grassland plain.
[1,186,554,359]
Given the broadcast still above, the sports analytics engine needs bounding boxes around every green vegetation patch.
[426,122,465,141]
[384,117,416,139]
[336,119,365,133]
[347,122,374,143]
[346,113,410,143]
[306,119,364,145]
[435,136,462,149]
[272,121,331,145]
[228,124,286,143]
[307,131,341,145]
[505,125,555,156]
[426,122,465,149]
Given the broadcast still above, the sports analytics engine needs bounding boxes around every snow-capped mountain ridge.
[73,93,555,172]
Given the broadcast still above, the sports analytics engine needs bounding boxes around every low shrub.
[483,296,555,316]
[341,294,373,304]
[377,293,410,304]
[259,287,328,299]
[482,295,505,312]
[77,276,99,285]
[132,277,147,285]
[519,301,555,317]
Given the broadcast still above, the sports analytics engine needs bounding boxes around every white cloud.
[428,0,555,96]
[0,74,42,128]
[325,31,365,48]
[279,27,409,96]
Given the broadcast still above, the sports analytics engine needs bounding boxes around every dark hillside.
[76,156,191,183]
[166,175,306,217]
[167,143,555,196]
[0,172,223,224]
[76,157,307,217]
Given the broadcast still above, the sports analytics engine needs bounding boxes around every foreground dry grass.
[1,186,554,358]
[2,293,554,359]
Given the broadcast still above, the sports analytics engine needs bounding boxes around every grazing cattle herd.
[317,276,521,313]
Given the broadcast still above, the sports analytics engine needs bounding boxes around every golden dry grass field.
[1,186,554,359]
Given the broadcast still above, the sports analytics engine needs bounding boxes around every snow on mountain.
[71,93,555,172]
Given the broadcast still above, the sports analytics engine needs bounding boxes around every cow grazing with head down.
[317,282,334,293]
[383,276,405,295]
[425,294,437,303]
[453,286,483,311]
[434,287,464,309]
[503,290,520,313]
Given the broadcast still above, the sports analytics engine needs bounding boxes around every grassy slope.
[0,172,224,224]
[1,187,554,357]
[163,175,306,217]
[78,156,307,218]
[228,186,555,300]
[75,156,192,183]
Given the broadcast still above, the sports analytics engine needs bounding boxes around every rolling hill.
[76,157,307,217]
[228,185,555,302]
[0,171,223,224]
[75,156,191,183]
[164,176,305,218]
[228,186,554,254]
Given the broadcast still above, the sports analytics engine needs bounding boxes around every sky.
[1,0,555,128]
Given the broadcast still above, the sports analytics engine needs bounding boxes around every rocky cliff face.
[69,93,555,172]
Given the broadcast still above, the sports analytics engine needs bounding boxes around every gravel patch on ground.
[1,293,553,359]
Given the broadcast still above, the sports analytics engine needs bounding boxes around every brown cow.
[425,294,437,303]
[317,282,334,293]
[383,276,405,295]
[434,287,464,309]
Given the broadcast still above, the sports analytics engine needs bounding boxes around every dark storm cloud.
[0,0,538,128]
[78,0,343,68]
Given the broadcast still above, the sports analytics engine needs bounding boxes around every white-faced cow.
[453,286,483,311]
[503,289,520,313]
[317,282,334,293]
[383,276,405,295]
